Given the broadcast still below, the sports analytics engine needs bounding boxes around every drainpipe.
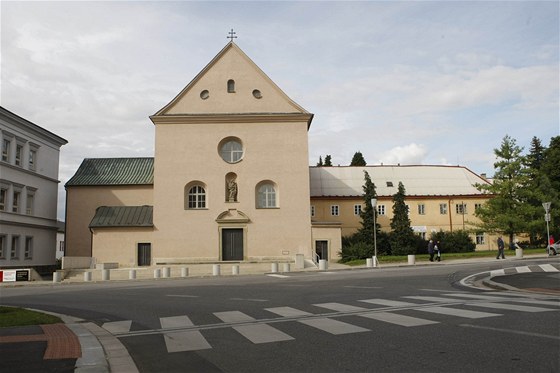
[448,198,453,232]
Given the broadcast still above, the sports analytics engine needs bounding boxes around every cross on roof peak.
[227,28,237,42]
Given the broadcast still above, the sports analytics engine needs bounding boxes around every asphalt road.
[1,258,559,373]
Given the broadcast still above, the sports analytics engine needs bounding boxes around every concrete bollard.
[516,248,523,259]
[372,256,379,268]
[213,264,220,276]
[129,270,136,280]
[232,265,239,275]
[319,259,328,270]
[181,267,189,277]
[102,269,110,281]
[366,258,373,268]
[163,267,171,278]
[53,271,62,283]
[84,272,92,282]
[408,255,416,265]
[154,268,161,279]
[271,262,279,273]
[282,263,290,273]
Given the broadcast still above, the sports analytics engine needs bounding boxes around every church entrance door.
[315,240,329,261]
[222,228,243,261]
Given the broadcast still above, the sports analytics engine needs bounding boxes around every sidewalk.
[1,253,557,373]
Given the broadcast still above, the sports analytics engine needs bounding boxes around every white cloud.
[377,143,428,165]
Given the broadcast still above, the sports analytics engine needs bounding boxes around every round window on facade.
[252,89,262,99]
[219,137,244,163]
[200,90,209,100]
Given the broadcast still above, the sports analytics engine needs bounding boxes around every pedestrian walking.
[435,240,442,262]
[496,236,505,259]
[428,239,435,262]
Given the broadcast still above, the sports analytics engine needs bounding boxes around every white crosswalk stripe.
[266,306,369,335]
[359,299,417,307]
[404,296,460,303]
[160,316,211,352]
[214,311,294,344]
[359,312,439,327]
[415,306,501,319]
[313,302,368,312]
[539,264,559,272]
[516,266,532,273]
[466,302,558,313]
[102,320,132,334]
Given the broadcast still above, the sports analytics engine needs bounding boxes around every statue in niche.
[227,176,238,202]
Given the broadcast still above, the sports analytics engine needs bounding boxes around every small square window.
[377,205,385,215]
[418,204,425,215]
[354,204,362,216]
[331,205,339,216]
[440,203,448,215]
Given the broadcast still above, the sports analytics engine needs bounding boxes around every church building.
[65,42,341,267]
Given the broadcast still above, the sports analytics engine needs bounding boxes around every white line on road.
[214,311,294,344]
[460,324,560,340]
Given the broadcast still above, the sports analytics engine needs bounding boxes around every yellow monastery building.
[64,42,493,268]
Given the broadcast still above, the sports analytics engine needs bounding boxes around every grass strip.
[0,306,62,328]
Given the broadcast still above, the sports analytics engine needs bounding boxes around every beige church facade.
[65,42,340,267]
[65,42,496,269]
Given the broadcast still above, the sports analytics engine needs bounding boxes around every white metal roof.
[309,165,490,197]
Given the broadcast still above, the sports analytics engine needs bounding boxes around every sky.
[1,1,559,220]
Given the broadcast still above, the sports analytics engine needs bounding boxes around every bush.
[430,230,475,253]
[339,241,372,262]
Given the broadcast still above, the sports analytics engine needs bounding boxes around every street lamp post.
[371,198,378,268]
[543,202,551,256]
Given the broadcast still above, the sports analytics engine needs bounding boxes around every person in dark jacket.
[496,236,505,259]
[428,239,435,262]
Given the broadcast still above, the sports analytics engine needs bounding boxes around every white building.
[0,107,67,268]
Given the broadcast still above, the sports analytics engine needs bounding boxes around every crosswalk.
[103,292,560,353]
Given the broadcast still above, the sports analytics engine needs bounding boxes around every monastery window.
[331,205,339,216]
[26,190,35,215]
[219,137,243,163]
[0,187,7,211]
[456,203,467,215]
[310,205,315,217]
[227,79,235,93]
[256,181,277,208]
[29,146,38,171]
[15,143,23,166]
[354,204,362,216]
[2,138,11,162]
[439,203,448,215]
[474,203,482,212]
[185,183,206,209]
[377,205,385,216]
[12,190,21,213]
[200,90,210,100]
[476,233,485,245]
[418,204,425,215]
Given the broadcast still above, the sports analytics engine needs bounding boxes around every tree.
[474,135,532,245]
[539,136,560,239]
[324,155,332,166]
[350,151,366,166]
[316,156,323,167]
[356,171,379,246]
[389,182,416,255]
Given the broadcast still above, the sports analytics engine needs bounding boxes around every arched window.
[227,79,235,93]
[257,182,277,208]
[186,185,206,209]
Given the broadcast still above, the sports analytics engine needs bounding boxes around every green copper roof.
[89,205,153,228]
[66,158,154,186]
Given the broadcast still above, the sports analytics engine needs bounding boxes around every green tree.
[540,136,560,239]
[389,182,416,255]
[324,155,333,166]
[356,171,379,246]
[350,151,367,166]
[316,156,323,167]
[474,135,532,245]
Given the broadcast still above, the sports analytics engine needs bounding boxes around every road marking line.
[442,293,520,301]
[214,311,293,344]
[460,324,560,340]
[466,302,557,313]
[404,296,457,303]
[164,330,212,352]
[166,295,199,298]
[515,266,531,273]
[416,306,501,319]
[266,307,369,335]
[490,269,505,277]
[102,320,132,334]
[313,303,368,312]
[345,286,382,289]
[267,274,290,278]
[229,298,268,302]
[360,312,439,327]
[359,299,417,307]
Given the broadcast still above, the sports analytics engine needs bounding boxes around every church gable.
[154,42,309,116]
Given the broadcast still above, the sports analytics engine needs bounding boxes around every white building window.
[331,205,339,216]
[354,204,362,216]
[29,148,37,170]
[456,203,467,215]
[187,185,206,209]
[310,205,315,217]
[2,138,10,162]
[0,187,7,211]
[12,190,20,213]
[26,192,35,215]
[377,205,386,215]
[257,183,277,208]
[24,237,33,259]
[440,203,448,215]
[475,203,482,212]
[219,138,243,163]
[10,236,19,259]
[0,235,5,258]
[15,143,23,166]
[418,204,425,215]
